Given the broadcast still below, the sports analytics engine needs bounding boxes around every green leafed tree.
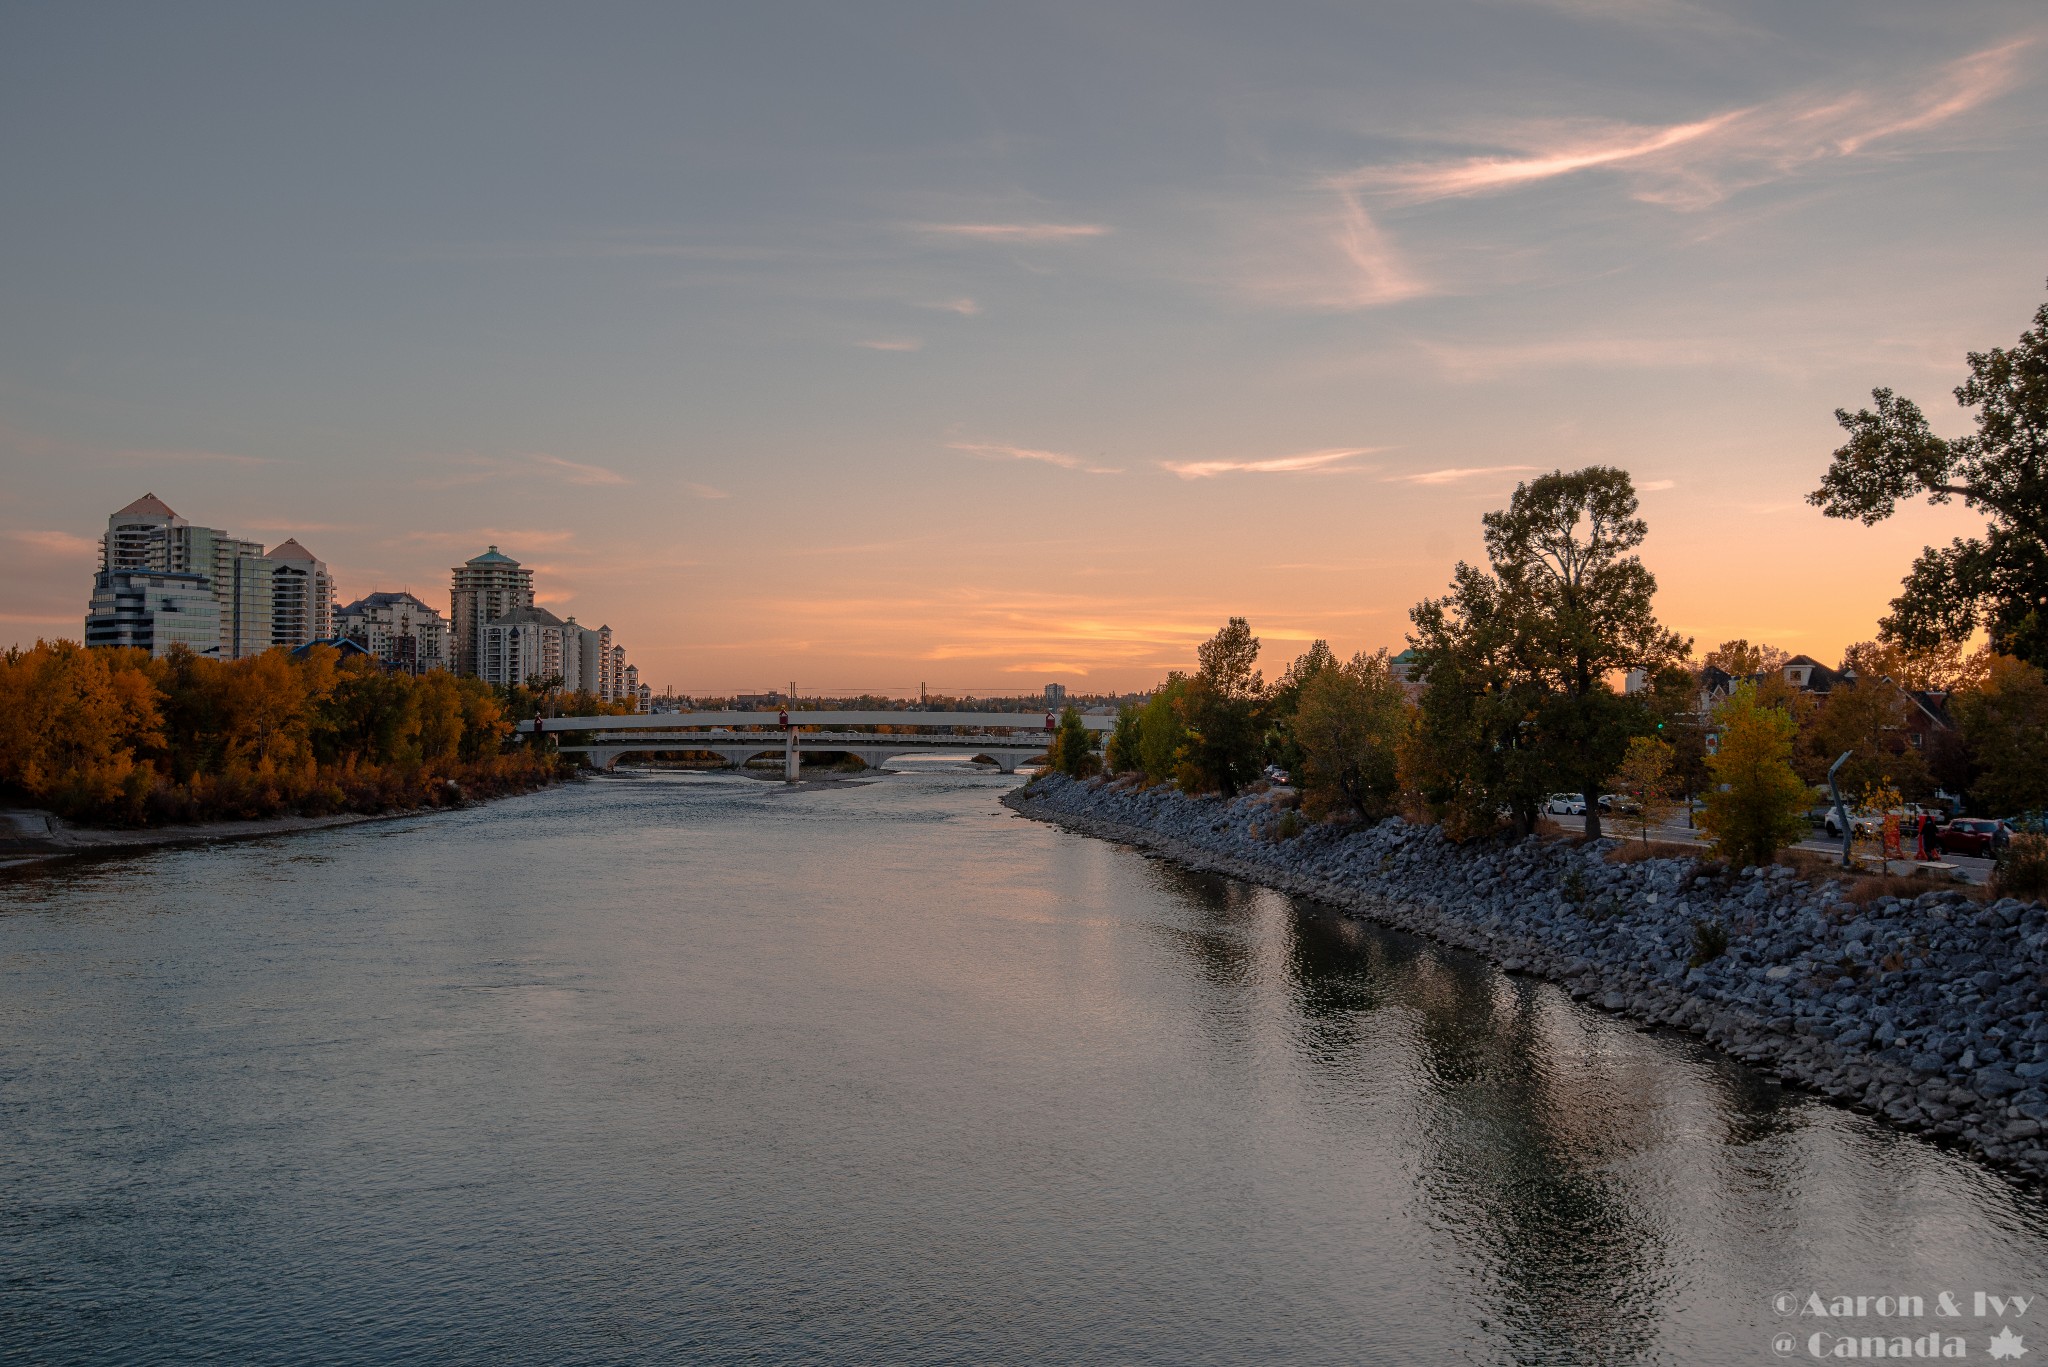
[1292,649,1412,821]
[1809,286,2048,667]
[1408,467,1690,838]
[1137,675,1189,786]
[1696,684,1813,869]
[1104,701,1143,775]
[1175,618,1266,796]
[1047,705,1098,778]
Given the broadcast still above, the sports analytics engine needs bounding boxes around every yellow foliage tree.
[1696,683,1814,868]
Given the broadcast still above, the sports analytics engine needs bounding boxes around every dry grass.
[1776,848,1850,881]
[1605,840,1703,864]
[1837,870,1983,905]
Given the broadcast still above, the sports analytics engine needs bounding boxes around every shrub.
[1993,832,2048,901]
[1689,919,1729,967]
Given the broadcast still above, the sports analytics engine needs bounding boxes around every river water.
[4,764,2046,1365]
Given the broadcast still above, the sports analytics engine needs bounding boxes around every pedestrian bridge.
[516,710,1115,776]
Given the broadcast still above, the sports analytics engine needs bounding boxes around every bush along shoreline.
[1008,773,2048,1183]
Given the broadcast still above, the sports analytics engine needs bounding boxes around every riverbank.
[1007,773,2048,1182]
[0,771,568,867]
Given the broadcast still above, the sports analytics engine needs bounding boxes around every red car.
[1939,818,2011,858]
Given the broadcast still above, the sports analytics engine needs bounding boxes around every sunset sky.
[3,2,2043,695]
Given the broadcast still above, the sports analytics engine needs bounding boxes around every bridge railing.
[518,709,1113,736]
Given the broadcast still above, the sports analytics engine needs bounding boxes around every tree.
[1612,736,1678,845]
[1047,706,1098,778]
[1263,639,1337,775]
[1175,618,1265,796]
[1796,676,1931,801]
[0,640,162,820]
[1809,286,2048,667]
[1841,639,1990,694]
[1136,676,1189,786]
[1292,650,1412,821]
[1702,639,1789,677]
[1409,467,1689,838]
[1105,702,1143,775]
[1951,655,2048,815]
[1696,684,1813,869]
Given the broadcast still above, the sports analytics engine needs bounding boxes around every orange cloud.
[1162,447,1380,479]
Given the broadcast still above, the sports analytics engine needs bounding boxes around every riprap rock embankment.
[1007,774,2048,1180]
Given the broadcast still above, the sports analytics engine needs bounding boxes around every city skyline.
[3,3,2044,692]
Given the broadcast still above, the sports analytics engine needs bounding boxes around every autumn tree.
[1810,285,2048,667]
[0,641,162,820]
[1262,639,1337,775]
[1409,467,1689,839]
[1291,650,1412,821]
[1952,655,2048,815]
[1841,639,1990,694]
[1611,736,1677,845]
[1696,684,1813,868]
[1797,676,1932,801]
[1702,639,1789,677]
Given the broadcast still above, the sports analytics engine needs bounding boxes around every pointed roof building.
[114,492,180,519]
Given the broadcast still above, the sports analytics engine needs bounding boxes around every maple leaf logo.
[1989,1326,2029,1361]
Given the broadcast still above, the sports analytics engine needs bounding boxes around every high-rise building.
[83,570,220,657]
[450,546,533,676]
[212,537,275,659]
[268,540,335,649]
[337,591,450,674]
[87,494,283,658]
[478,605,569,687]
[1045,682,1067,707]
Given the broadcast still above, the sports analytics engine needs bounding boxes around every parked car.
[1599,793,1641,816]
[1821,807,1885,838]
[1938,818,2011,858]
[1262,765,1291,785]
[1545,793,1586,815]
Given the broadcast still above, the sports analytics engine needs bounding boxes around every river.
[4,764,2045,1365]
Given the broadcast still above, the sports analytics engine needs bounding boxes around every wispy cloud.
[913,222,1111,243]
[531,454,629,485]
[7,529,98,555]
[1638,478,1677,491]
[949,442,1121,476]
[1162,447,1380,479]
[1384,464,1538,485]
[1340,38,2034,213]
[0,420,271,470]
[397,527,579,548]
[857,337,924,351]
[683,482,730,500]
[924,297,981,315]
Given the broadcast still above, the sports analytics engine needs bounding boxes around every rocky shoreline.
[1006,773,2048,1182]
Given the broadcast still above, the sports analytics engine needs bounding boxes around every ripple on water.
[4,766,2046,1366]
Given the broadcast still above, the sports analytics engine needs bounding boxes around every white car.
[1546,793,1586,815]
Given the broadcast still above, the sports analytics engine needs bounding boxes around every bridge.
[515,710,1117,777]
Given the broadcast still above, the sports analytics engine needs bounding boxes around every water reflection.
[4,770,2047,1367]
